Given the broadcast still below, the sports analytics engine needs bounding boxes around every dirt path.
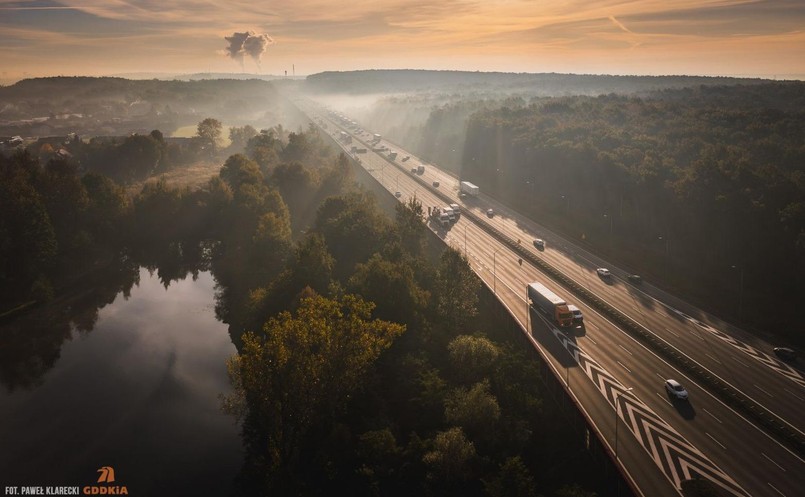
[126,160,222,195]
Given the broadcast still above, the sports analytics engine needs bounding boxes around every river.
[0,268,242,494]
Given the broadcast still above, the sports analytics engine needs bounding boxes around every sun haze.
[0,0,803,81]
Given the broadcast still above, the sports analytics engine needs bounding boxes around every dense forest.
[334,81,805,345]
[460,83,805,343]
[305,70,764,97]
[0,119,608,496]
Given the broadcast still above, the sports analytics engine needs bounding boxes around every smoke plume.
[224,31,274,71]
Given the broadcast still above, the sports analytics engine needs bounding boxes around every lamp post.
[658,235,669,256]
[604,213,613,236]
[614,387,634,460]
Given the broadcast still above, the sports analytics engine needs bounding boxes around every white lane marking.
[755,384,774,398]
[586,336,598,345]
[618,343,633,356]
[767,482,786,497]
[733,357,750,367]
[656,392,673,407]
[585,322,597,331]
[761,452,787,472]
[664,327,680,338]
[705,432,727,450]
[702,408,722,424]
[616,360,632,373]
[782,388,804,402]
[705,353,722,364]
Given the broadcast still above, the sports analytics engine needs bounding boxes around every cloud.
[608,16,633,34]
[224,31,275,71]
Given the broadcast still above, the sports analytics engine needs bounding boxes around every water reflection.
[0,267,241,494]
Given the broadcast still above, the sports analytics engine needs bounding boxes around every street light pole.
[614,387,634,460]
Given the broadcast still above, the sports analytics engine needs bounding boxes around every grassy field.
[126,159,223,195]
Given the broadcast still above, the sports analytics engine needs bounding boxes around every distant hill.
[304,69,768,96]
[0,76,284,137]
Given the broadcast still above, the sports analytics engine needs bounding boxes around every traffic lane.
[359,128,805,440]
[316,106,805,495]
[478,230,800,497]
[481,266,680,497]
[565,300,805,497]
[608,283,805,434]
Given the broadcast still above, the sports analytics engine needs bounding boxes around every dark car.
[774,347,797,361]
[627,274,642,284]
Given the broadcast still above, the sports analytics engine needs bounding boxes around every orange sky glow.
[1,0,803,82]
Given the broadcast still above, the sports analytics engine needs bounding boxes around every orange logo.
[97,466,115,483]
[84,466,127,494]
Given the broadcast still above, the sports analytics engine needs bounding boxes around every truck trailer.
[460,181,479,196]
[527,282,574,328]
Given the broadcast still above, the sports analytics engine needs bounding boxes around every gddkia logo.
[96,467,115,483]
[82,467,128,495]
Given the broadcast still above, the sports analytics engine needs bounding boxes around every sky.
[1,0,804,83]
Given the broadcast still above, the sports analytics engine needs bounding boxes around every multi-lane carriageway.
[298,100,805,497]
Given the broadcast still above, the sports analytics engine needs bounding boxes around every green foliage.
[196,117,223,154]
[314,192,392,280]
[435,248,480,329]
[447,335,501,383]
[228,124,258,152]
[460,85,805,337]
[225,293,405,473]
[444,379,501,433]
[422,427,477,483]
[483,456,538,497]
[219,153,263,188]
[348,254,429,325]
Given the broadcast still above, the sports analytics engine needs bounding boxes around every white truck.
[460,181,479,196]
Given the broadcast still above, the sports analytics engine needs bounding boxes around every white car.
[665,379,689,400]
[487,208,494,217]
[533,239,545,249]
[596,268,611,278]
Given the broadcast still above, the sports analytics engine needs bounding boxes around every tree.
[435,248,479,330]
[422,427,476,483]
[219,154,263,188]
[225,294,405,474]
[348,254,429,325]
[395,196,426,256]
[444,380,501,433]
[483,456,538,497]
[197,117,223,154]
[229,125,258,152]
[447,335,501,383]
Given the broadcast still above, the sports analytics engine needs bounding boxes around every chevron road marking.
[537,312,749,496]
[671,309,805,390]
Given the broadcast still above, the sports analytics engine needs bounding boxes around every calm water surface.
[0,268,242,493]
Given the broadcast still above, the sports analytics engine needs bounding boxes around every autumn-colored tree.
[225,294,405,475]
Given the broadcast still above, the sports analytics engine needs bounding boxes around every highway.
[299,100,805,497]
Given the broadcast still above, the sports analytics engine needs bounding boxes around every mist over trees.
[314,76,805,343]
[460,83,805,341]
